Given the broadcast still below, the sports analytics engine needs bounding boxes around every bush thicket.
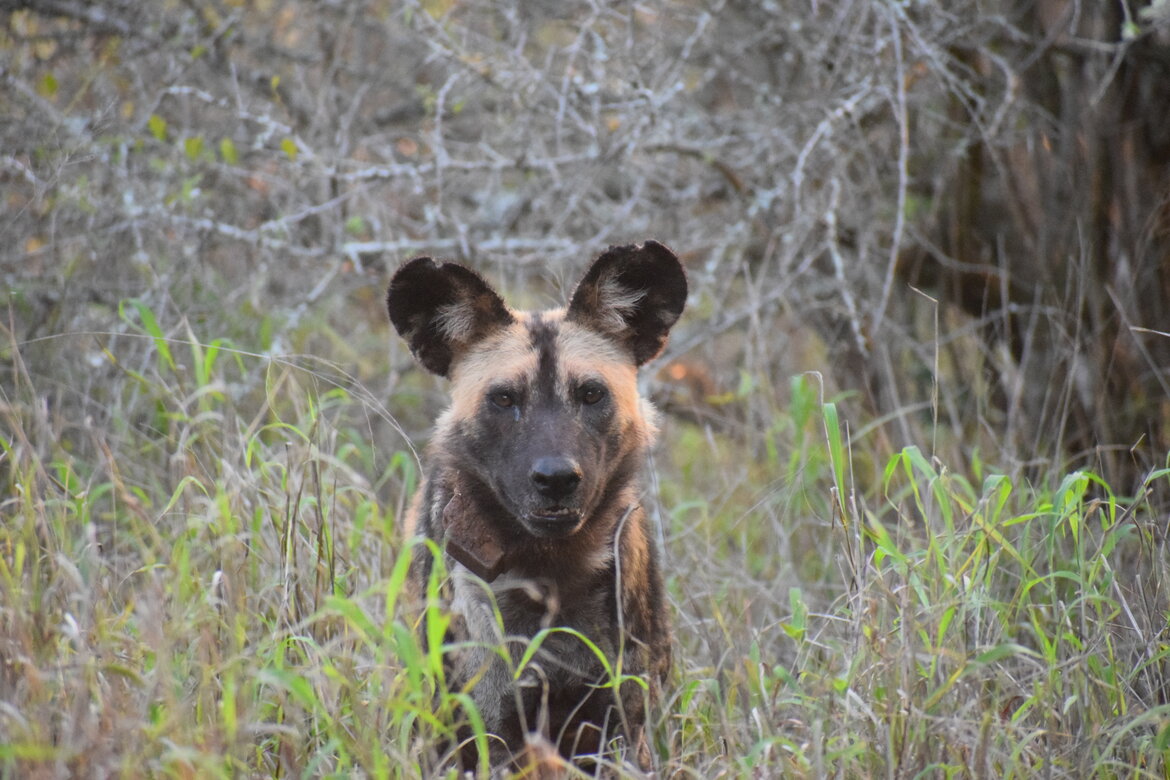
[3,1,1169,777]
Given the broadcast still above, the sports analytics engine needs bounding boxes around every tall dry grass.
[4,1,1170,777]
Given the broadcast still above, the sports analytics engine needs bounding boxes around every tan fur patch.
[403,489,422,539]
[555,320,644,430]
[447,318,537,419]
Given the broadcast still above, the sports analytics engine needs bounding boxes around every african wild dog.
[386,241,686,771]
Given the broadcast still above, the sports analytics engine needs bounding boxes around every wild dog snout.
[530,456,582,502]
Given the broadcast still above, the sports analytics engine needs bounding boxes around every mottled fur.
[386,242,686,772]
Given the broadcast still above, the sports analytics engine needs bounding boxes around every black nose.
[530,457,582,500]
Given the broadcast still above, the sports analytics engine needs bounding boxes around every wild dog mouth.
[442,492,587,580]
[525,507,582,537]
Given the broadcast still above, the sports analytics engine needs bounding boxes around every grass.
[2,299,1169,779]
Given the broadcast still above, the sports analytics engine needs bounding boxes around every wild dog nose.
[530,456,582,500]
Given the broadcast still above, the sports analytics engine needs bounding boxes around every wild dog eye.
[579,382,607,406]
[489,390,516,409]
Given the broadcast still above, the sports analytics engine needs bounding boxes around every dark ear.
[567,241,687,365]
[386,257,514,377]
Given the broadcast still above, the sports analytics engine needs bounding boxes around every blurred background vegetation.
[2,1,1170,777]
[4,0,1170,484]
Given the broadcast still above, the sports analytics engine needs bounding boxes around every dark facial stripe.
[527,314,561,403]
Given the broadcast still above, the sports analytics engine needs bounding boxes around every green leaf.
[122,298,176,372]
[1156,719,1170,751]
[937,605,956,644]
[782,587,807,641]
[866,514,907,566]
[0,743,58,761]
[258,667,320,712]
[219,137,239,165]
[280,137,298,161]
[450,692,491,776]
[37,72,58,99]
[148,114,168,142]
[972,643,1036,666]
[183,136,204,161]
[324,595,377,643]
[823,402,848,516]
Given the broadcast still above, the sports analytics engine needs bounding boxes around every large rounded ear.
[567,241,687,365]
[386,257,514,377]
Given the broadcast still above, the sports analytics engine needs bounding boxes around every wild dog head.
[387,242,686,544]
